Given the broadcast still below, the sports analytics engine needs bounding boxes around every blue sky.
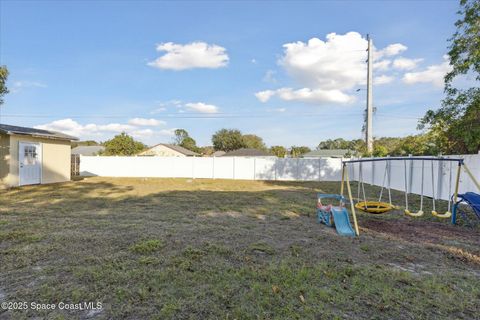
[0,0,459,148]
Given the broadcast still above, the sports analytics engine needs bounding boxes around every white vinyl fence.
[79,154,480,200]
[79,156,344,181]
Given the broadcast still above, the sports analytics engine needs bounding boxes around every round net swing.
[355,201,394,214]
[354,160,394,214]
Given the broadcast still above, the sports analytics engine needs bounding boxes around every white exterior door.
[19,142,42,186]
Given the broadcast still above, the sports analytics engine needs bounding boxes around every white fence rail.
[79,156,344,181]
[79,154,480,201]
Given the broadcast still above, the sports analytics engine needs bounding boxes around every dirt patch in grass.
[362,217,480,244]
[358,214,480,268]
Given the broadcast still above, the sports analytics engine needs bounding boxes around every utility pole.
[366,34,373,154]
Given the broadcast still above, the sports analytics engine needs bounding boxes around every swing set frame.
[340,156,479,236]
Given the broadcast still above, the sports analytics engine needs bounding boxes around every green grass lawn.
[0,177,479,319]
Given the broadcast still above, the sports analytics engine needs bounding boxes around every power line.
[0,111,425,121]
[0,112,364,119]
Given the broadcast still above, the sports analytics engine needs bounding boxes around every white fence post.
[192,156,195,179]
[233,157,236,180]
[318,158,321,181]
[212,156,215,179]
[296,158,300,181]
[408,154,413,193]
[371,159,375,185]
[274,158,277,181]
[387,155,391,190]
[437,158,443,200]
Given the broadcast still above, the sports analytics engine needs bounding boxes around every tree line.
[167,128,313,158]
[75,128,459,158]
[68,128,313,157]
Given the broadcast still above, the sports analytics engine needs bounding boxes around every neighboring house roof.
[212,151,226,157]
[141,143,200,156]
[72,146,105,156]
[0,123,78,141]
[302,149,352,158]
[221,148,272,157]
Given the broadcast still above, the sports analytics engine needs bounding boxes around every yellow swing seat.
[355,201,393,214]
[432,211,452,219]
[404,209,424,217]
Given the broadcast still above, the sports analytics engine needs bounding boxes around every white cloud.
[35,119,86,136]
[94,123,134,132]
[11,81,47,93]
[184,102,219,113]
[255,90,275,103]
[402,56,452,87]
[131,129,154,139]
[128,118,166,126]
[148,42,229,70]
[260,87,354,104]
[376,43,408,58]
[373,60,391,71]
[35,119,135,137]
[34,119,176,145]
[392,57,423,70]
[374,75,395,85]
[256,32,410,105]
[280,32,368,90]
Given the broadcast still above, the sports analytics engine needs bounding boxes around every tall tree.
[0,66,9,106]
[242,134,267,150]
[180,136,199,152]
[419,0,480,154]
[173,129,190,145]
[212,129,246,151]
[317,138,352,150]
[270,146,287,158]
[198,146,215,156]
[102,132,146,156]
[172,129,199,152]
[290,146,311,157]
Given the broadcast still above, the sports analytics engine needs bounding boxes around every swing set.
[336,156,480,236]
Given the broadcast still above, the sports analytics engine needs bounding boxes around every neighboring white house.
[138,144,199,157]
[220,148,273,157]
[302,149,353,158]
[212,151,226,157]
[72,145,105,156]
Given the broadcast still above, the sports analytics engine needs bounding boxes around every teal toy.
[317,194,355,237]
